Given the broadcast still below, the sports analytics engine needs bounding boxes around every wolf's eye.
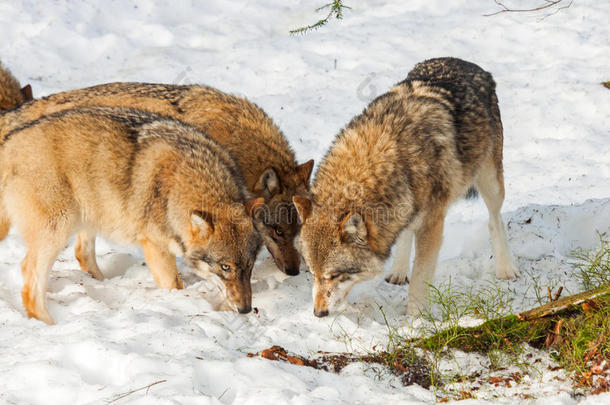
[220,264,231,271]
[274,228,283,236]
[329,273,342,280]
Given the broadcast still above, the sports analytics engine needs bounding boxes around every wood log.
[516,286,610,321]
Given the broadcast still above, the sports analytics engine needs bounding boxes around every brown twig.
[105,380,167,404]
[485,0,573,17]
[553,286,564,302]
[547,286,564,302]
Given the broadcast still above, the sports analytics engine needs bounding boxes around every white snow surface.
[0,0,609,404]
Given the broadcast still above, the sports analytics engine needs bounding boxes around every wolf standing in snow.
[293,57,520,317]
[0,106,263,324]
[0,62,32,111]
[0,81,313,276]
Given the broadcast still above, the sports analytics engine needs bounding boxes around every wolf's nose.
[238,305,252,314]
[314,308,329,318]
[284,267,300,276]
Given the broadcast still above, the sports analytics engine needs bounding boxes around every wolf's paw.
[496,262,520,280]
[87,269,104,281]
[385,274,409,285]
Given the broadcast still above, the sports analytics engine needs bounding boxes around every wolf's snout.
[238,305,252,314]
[284,267,300,276]
[272,247,301,276]
[313,308,329,318]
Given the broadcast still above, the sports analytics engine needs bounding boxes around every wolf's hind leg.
[406,211,445,316]
[475,160,520,280]
[20,224,71,325]
[0,214,10,240]
[386,227,414,285]
[74,230,104,281]
[140,238,183,289]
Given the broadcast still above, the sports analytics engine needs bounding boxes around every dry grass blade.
[485,0,573,17]
[105,380,167,404]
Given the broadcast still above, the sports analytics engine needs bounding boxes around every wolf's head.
[0,62,33,111]
[179,199,264,314]
[253,160,314,276]
[293,196,384,317]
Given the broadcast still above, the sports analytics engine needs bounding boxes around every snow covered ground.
[0,0,609,403]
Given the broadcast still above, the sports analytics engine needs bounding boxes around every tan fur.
[295,58,519,317]
[0,106,262,323]
[0,83,312,275]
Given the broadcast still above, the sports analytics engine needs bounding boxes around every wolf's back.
[404,57,496,103]
[403,57,503,164]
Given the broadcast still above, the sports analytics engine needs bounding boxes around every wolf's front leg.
[140,238,183,289]
[386,227,414,285]
[406,213,444,317]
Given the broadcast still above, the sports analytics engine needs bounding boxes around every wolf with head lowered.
[294,57,520,317]
[0,106,263,324]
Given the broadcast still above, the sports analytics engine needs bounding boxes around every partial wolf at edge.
[0,61,32,111]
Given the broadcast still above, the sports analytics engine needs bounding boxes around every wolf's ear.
[244,197,265,220]
[190,210,214,239]
[20,84,33,101]
[296,159,314,185]
[292,196,312,224]
[341,212,367,244]
[254,168,280,197]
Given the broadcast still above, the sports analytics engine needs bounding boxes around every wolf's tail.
[0,61,32,111]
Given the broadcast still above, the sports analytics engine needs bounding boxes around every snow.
[0,0,609,404]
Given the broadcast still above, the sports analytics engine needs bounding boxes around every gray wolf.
[293,57,519,317]
[0,106,263,324]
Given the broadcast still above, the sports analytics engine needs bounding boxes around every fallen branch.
[517,285,610,321]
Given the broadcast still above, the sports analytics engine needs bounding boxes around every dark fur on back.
[2,106,249,206]
[404,57,504,169]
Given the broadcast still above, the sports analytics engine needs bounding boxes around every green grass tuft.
[380,235,610,396]
[572,234,610,291]
[417,315,552,353]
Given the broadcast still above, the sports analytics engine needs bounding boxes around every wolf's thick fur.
[0,106,263,324]
[0,62,32,111]
[0,83,313,275]
[294,57,519,317]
